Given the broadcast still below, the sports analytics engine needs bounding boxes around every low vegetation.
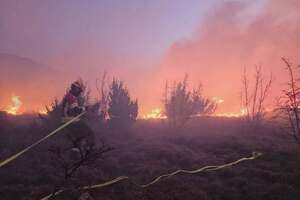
[0,58,300,199]
[1,112,300,200]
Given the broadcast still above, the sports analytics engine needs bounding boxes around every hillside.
[0,53,68,112]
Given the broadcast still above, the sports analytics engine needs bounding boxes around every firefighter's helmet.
[70,81,83,96]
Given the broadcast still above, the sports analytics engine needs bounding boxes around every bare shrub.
[47,133,112,199]
[163,75,216,129]
[86,72,110,125]
[240,66,272,127]
[277,58,300,143]
[95,72,109,120]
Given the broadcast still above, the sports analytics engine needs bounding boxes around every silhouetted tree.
[241,65,272,127]
[163,75,216,129]
[277,58,300,144]
[107,79,138,130]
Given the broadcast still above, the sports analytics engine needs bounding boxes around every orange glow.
[142,106,249,120]
[5,95,22,115]
[38,109,48,115]
[1,0,300,119]
[214,108,248,118]
[143,108,166,120]
[213,97,224,104]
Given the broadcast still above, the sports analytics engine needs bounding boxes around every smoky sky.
[1,0,300,114]
[0,0,217,113]
[154,0,300,113]
[0,0,216,68]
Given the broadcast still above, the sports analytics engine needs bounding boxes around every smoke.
[153,0,300,113]
[2,0,300,115]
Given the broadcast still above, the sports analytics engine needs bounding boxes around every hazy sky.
[0,0,216,68]
[0,0,218,113]
[1,0,299,115]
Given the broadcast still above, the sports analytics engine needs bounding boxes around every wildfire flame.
[143,104,247,119]
[214,108,248,118]
[211,97,247,117]
[143,108,166,119]
[38,109,48,115]
[5,95,22,115]
[212,97,224,104]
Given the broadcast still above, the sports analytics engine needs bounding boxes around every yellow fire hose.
[40,152,262,200]
[0,112,86,168]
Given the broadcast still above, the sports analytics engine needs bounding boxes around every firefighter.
[62,81,85,120]
[62,81,94,150]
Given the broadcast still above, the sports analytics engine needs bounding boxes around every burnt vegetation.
[1,63,300,200]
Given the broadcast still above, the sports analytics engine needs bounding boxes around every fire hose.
[40,152,262,200]
[0,112,86,168]
[0,112,262,199]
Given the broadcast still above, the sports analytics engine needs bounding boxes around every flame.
[212,97,224,104]
[217,99,224,104]
[143,108,166,119]
[212,97,248,117]
[142,104,247,119]
[214,108,248,118]
[5,95,22,115]
[38,109,48,115]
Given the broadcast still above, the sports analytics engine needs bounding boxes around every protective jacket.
[62,91,85,122]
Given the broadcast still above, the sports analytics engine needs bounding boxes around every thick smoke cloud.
[153,0,300,113]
